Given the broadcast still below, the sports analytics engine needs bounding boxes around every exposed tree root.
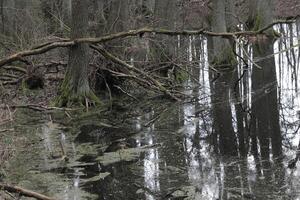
[54,89,100,108]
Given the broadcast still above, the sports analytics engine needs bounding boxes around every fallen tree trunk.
[0,183,57,200]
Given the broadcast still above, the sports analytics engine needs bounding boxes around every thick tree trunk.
[209,0,237,156]
[211,0,234,66]
[55,0,99,107]
[93,0,106,36]
[249,0,282,158]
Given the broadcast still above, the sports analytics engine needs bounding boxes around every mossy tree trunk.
[55,0,99,107]
[249,0,282,158]
[209,0,237,156]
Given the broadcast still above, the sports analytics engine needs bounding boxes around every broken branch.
[91,45,180,101]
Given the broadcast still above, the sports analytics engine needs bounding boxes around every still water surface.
[2,24,300,200]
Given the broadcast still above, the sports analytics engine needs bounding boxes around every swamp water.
[2,83,300,200]
[1,24,300,200]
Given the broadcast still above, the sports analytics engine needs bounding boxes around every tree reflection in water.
[3,24,300,200]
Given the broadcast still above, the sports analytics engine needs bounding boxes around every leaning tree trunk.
[55,0,99,107]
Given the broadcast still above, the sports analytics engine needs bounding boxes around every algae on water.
[96,144,160,166]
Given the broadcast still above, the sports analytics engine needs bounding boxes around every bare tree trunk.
[209,0,237,156]
[0,0,14,36]
[92,0,106,37]
[225,0,247,156]
[151,0,176,71]
[249,0,282,158]
[56,0,99,107]
[106,0,129,34]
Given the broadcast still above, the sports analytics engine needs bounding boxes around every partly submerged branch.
[0,184,57,200]
[0,19,296,68]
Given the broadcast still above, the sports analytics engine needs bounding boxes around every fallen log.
[0,183,57,200]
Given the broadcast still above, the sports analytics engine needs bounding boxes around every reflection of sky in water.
[139,24,300,200]
[143,113,160,200]
[183,99,219,199]
[274,24,300,200]
[274,24,300,148]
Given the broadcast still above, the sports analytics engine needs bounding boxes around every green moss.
[20,79,40,96]
[253,13,278,39]
[21,79,28,93]
[253,13,262,31]
[53,75,101,108]
[175,69,188,83]
[212,46,237,71]
[273,30,281,38]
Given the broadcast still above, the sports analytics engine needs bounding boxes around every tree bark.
[209,0,237,156]
[151,0,176,67]
[55,0,99,107]
[249,0,283,158]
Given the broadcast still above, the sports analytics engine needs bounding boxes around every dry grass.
[0,140,14,168]
[0,106,15,168]
[0,106,14,125]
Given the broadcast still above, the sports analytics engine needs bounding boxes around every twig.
[91,45,180,101]
[2,65,27,73]
[113,85,139,101]
[0,184,57,200]
[104,77,113,111]
[0,129,13,133]
[233,35,262,69]
[6,105,13,121]
[144,108,168,127]
[288,138,300,169]
[0,104,76,111]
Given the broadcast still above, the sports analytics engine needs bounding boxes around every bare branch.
[0,19,295,68]
[90,45,180,101]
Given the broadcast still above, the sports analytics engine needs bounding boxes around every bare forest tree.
[209,0,237,155]
[55,0,99,106]
[248,0,283,158]
[1,1,300,199]
[0,0,297,114]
